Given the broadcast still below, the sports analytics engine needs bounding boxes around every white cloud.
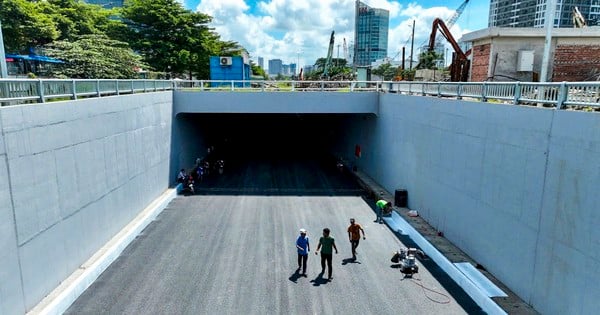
[195,0,484,70]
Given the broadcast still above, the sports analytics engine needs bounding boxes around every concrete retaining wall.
[173,91,379,115]
[0,92,173,314]
[2,90,597,315]
[336,94,599,315]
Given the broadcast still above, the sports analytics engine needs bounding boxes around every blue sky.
[182,0,491,69]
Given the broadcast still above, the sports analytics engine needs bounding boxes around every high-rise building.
[489,0,599,28]
[268,59,282,75]
[353,0,389,67]
[258,57,264,69]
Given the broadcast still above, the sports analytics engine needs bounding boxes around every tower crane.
[419,0,470,54]
[432,0,469,49]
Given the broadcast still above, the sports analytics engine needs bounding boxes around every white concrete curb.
[385,211,507,315]
[27,188,178,315]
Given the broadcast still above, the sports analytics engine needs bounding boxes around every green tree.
[372,62,398,81]
[417,50,444,70]
[0,0,59,53]
[307,58,352,80]
[120,0,242,79]
[44,34,146,79]
[250,61,267,79]
[42,0,122,41]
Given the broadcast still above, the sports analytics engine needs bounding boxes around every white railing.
[1,79,599,109]
[0,79,173,105]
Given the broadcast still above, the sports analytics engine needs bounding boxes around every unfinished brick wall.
[553,45,600,81]
[470,44,491,82]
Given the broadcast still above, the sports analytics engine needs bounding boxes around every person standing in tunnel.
[316,228,338,280]
[347,218,365,260]
[295,229,310,275]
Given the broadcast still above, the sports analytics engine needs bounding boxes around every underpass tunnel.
[171,113,372,194]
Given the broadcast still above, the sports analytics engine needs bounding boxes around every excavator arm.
[428,18,471,81]
[323,31,335,79]
[429,18,467,60]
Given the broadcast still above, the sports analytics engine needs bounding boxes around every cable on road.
[410,276,451,304]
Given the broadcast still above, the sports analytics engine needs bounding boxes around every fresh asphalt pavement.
[65,157,484,315]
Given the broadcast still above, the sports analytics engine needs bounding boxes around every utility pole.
[540,0,557,82]
[409,20,415,70]
[0,20,8,78]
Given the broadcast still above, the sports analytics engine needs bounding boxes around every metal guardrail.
[0,79,173,105]
[1,79,599,109]
[173,80,600,109]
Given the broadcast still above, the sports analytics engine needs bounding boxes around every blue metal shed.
[209,56,250,87]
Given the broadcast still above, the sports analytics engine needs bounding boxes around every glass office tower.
[489,0,599,27]
[353,0,389,67]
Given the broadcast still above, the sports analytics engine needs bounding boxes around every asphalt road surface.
[65,157,484,315]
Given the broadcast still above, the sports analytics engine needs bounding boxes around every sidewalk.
[349,168,538,315]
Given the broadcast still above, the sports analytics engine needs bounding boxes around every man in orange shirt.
[347,218,365,260]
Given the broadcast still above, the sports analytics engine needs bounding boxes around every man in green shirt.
[375,199,392,223]
[316,228,338,280]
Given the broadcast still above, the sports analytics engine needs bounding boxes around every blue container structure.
[209,56,250,87]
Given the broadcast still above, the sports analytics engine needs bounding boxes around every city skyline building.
[489,0,600,28]
[268,59,282,75]
[353,0,389,67]
[257,57,264,70]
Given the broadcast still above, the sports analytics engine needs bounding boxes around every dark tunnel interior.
[175,113,365,195]
[193,113,345,159]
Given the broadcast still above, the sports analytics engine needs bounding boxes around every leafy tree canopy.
[417,50,444,70]
[120,0,242,79]
[0,0,60,53]
[250,61,267,79]
[44,34,146,79]
[372,62,398,81]
[306,58,353,80]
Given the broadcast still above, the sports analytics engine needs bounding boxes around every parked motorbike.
[216,159,225,175]
[184,175,195,195]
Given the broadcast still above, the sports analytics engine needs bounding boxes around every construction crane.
[322,30,335,79]
[428,18,470,81]
[343,38,349,62]
[573,6,587,28]
[420,0,470,57]
[432,0,469,49]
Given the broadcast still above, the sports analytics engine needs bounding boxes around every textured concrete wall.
[0,92,172,314]
[0,109,26,315]
[173,91,379,115]
[336,94,599,315]
[532,111,600,315]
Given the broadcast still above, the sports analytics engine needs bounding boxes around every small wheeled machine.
[391,247,425,277]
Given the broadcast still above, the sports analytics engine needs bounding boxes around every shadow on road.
[288,269,307,283]
[310,273,330,286]
[341,257,362,265]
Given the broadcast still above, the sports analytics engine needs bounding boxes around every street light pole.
[540,0,557,82]
[409,20,415,71]
[0,20,8,78]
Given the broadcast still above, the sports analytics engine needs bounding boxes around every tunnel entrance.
[174,113,367,196]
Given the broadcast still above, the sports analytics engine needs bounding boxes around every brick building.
[460,27,600,82]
